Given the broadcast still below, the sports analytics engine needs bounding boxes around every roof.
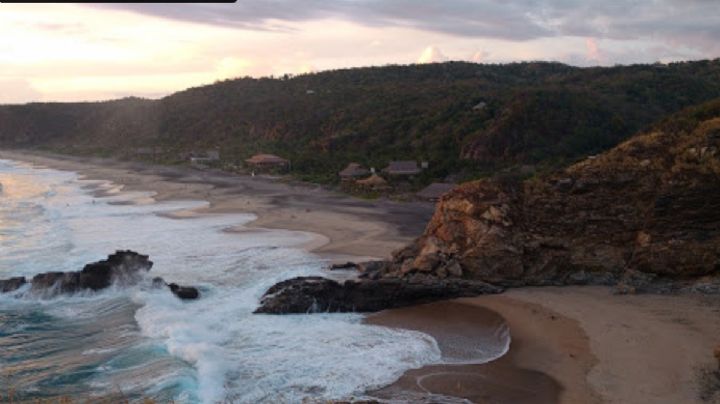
[356,173,388,187]
[245,154,289,164]
[339,162,369,178]
[384,160,421,175]
[417,183,456,199]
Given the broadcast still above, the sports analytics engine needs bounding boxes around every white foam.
[0,159,448,403]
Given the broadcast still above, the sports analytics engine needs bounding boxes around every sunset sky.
[2,1,719,104]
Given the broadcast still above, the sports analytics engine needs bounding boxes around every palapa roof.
[417,182,456,199]
[384,160,421,175]
[356,173,388,187]
[245,153,289,164]
[339,162,370,178]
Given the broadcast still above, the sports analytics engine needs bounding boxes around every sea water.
[0,159,506,403]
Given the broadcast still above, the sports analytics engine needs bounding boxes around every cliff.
[385,100,720,292]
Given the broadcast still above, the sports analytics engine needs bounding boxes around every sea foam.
[0,159,449,403]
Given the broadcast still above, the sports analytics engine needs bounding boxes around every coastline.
[0,149,434,263]
[3,150,719,404]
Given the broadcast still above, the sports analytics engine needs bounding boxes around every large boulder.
[29,250,153,296]
[168,283,200,300]
[254,276,502,314]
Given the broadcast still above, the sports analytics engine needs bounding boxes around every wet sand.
[368,289,720,404]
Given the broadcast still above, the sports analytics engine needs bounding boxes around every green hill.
[1,60,719,183]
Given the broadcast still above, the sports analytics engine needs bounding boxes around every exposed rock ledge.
[254,275,502,314]
[0,251,199,300]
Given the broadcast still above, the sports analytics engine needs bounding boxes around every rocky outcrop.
[254,275,502,314]
[168,283,200,300]
[384,102,720,292]
[254,103,720,314]
[0,276,26,293]
[0,251,200,300]
[28,250,153,295]
[151,277,200,300]
[715,346,720,369]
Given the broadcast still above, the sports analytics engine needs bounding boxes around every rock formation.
[255,101,720,314]
[384,101,720,292]
[0,276,26,293]
[254,275,501,314]
[29,250,153,295]
[167,283,200,300]
[0,251,199,300]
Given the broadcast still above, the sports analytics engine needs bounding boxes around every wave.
[0,159,451,403]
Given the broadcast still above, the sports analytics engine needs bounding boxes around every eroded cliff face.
[387,107,720,291]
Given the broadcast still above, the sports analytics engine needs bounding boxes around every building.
[416,182,456,201]
[355,173,389,189]
[189,150,220,166]
[339,162,370,181]
[245,153,290,170]
[472,101,487,110]
[383,160,422,176]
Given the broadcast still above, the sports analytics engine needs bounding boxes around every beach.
[2,150,719,404]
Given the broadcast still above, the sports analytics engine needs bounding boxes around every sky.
[1,1,719,104]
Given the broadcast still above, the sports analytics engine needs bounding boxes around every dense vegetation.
[1,59,719,184]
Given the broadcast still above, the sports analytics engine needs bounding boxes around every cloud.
[586,38,601,62]
[470,50,487,63]
[418,46,447,63]
[92,1,720,52]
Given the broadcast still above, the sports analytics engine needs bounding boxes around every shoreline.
[368,288,720,403]
[0,149,434,263]
[3,150,720,403]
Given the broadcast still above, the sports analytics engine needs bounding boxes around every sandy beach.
[2,150,719,404]
[0,150,434,263]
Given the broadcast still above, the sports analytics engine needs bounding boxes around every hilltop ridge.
[1,60,720,183]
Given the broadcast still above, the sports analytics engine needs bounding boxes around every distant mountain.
[1,60,720,182]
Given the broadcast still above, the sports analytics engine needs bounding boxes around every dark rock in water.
[168,283,200,300]
[0,276,26,293]
[329,262,358,270]
[254,276,502,314]
[150,276,200,300]
[1,251,200,301]
[151,276,167,288]
[27,250,152,296]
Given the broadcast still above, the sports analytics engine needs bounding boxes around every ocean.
[0,159,508,403]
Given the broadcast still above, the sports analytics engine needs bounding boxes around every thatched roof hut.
[356,173,389,188]
[417,182,456,201]
[339,162,370,179]
[245,154,289,167]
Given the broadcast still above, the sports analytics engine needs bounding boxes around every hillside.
[383,99,720,291]
[1,60,720,183]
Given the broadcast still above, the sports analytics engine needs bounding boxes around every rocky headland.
[256,100,720,314]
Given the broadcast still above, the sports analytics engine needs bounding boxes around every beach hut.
[245,154,290,171]
[356,174,389,189]
[383,160,422,176]
[339,162,370,181]
[416,183,456,201]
